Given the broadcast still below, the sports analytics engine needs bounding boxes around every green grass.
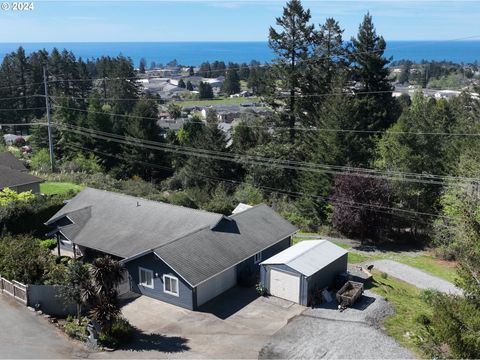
[369,272,432,356]
[174,96,260,107]
[348,252,374,264]
[40,181,83,195]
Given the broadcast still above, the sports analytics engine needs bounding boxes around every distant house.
[0,152,43,193]
[260,240,348,305]
[46,188,297,309]
[2,134,24,146]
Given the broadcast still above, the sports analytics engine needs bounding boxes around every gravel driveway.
[370,259,461,295]
[259,290,413,359]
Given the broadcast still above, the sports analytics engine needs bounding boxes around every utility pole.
[43,65,55,172]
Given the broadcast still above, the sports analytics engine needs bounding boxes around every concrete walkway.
[371,259,462,295]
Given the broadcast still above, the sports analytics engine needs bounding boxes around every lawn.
[40,181,84,195]
[174,96,261,107]
[369,271,432,357]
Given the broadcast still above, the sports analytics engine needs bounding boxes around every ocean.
[0,41,479,66]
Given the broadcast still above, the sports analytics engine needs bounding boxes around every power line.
[0,123,46,126]
[54,122,479,186]
[51,104,480,138]
[0,106,46,111]
[66,141,463,223]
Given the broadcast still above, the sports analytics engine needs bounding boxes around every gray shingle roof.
[0,152,27,171]
[154,204,298,286]
[0,165,43,190]
[46,187,223,258]
[47,188,298,285]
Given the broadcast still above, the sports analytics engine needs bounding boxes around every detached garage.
[260,240,348,306]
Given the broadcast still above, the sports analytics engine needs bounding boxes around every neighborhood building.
[0,152,43,194]
[260,240,348,305]
[46,188,298,310]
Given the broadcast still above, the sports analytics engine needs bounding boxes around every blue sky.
[1,0,479,42]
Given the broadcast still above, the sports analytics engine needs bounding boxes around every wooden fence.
[0,275,28,304]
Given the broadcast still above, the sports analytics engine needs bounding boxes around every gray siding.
[302,254,348,305]
[14,182,41,194]
[237,236,291,283]
[125,253,195,310]
[261,253,348,306]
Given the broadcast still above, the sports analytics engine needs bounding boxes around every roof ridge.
[154,204,293,252]
[83,187,223,217]
[284,240,326,264]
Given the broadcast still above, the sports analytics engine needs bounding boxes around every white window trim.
[138,267,154,289]
[254,252,262,264]
[163,274,179,297]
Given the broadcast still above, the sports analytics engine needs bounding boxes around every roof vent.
[136,201,140,207]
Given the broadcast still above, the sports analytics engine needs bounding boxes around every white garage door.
[196,266,237,306]
[269,269,300,303]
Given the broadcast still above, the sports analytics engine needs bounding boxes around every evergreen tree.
[178,79,186,88]
[222,66,241,95]
[186,80,194,91]
[139,58,146,74]
[188,66,195,76]
[122,99,167,180]
[301,17,347,127]
[345,13,400,166]
[199,82,214,99]
[268,0,314,143]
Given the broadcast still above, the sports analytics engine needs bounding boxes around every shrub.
[99,318,135,348]
[255,283,268,296]
[30,149,51,173]
[202,185,235,215]
[0,188,35,206]
[0,235,52,284]
[234,183,264,205]
[0,194,68,237]
[40,238,57,250]
[167,192,197,208]
[60,153,103,174]
[12,137,26,147]
[380,272,388,279]
[64,316,89,341]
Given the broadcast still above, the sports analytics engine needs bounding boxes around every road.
[0,294,89,359]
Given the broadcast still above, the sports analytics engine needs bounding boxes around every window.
[139,267,154,289]
[163,275,179,296]
[254,252,262,264]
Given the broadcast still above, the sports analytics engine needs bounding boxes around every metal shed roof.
[260,240,347,277]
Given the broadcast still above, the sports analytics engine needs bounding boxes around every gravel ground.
[370,259,461,295]
[259,291,413,359]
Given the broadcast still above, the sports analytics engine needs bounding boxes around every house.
[46,188,298,309]
[0,152,43,194]
[260,240,348,305]
[0,152,27,172]
[2,134,24,146]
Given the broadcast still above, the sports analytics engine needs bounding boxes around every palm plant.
[82,256,125,336]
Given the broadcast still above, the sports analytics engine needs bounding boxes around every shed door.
[269,269,300,303]
[196,266,237,306]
